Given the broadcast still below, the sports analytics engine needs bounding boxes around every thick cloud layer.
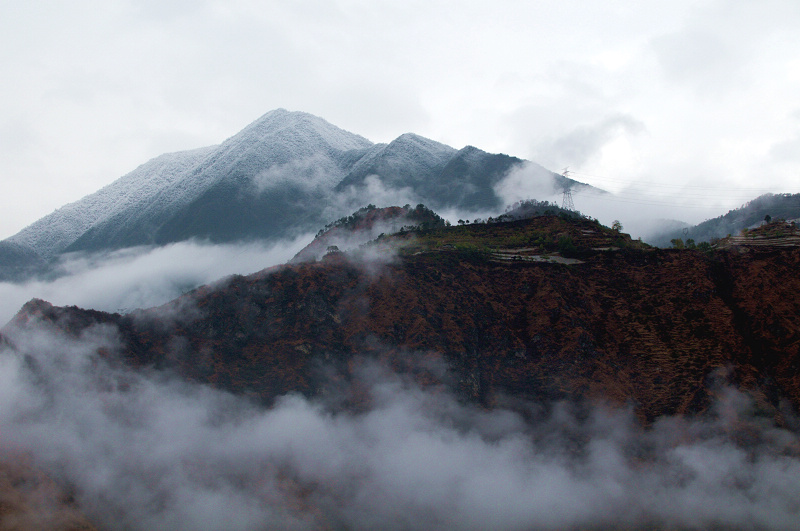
[1,320,799,530]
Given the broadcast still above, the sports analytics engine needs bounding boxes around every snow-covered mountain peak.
[233,109,373,154]
[7,146,217,258]
[458,145,484,157]
[154,109,376,205]
[378,132,458,171]
[389,132,455,152]
[0,109,584,267]
[451,145,505,166]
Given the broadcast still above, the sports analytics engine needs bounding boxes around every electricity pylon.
[561,168,575,211]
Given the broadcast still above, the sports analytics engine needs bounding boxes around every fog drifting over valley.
[0,235,312,326]
[1,320,799,530]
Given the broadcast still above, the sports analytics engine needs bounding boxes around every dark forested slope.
[7,215,800,426]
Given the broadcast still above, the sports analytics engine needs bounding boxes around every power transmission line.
[557,169,794,210]
[567,170,782,193]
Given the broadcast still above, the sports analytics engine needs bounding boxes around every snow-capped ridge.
[381,133,458,170]
[240,109,373,152]
[1,108,590,267]
[8,146,216,258]
[387,132,457,155]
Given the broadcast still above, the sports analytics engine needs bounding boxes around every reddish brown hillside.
[0,455,96,531]
[6,217,800,426]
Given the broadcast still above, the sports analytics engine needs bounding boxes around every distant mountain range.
[0,109,591,279]
[646,193,800,247]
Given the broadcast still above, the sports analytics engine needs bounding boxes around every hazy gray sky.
[2,0,799,238]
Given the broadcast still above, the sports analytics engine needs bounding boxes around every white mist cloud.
[251,154,342,193]
[0,236,312,325]
[531,114,646,171]
[491,160,731,242]
[1,320,799,530]
[562,185,736,242]
[494,162,562,208]
[296,221,409,264]
[331,175,421,218]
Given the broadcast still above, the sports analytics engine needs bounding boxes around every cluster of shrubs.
[316,204,447,238]
[669,238,713,252]
[455,199,591,227]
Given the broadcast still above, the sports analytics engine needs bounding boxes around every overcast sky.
[1,0,799,238]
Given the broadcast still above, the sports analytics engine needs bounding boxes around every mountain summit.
[1,109,590,278]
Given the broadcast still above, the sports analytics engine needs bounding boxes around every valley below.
[2,215,800,529]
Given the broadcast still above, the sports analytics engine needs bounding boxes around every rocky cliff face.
[7,216,799,426]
